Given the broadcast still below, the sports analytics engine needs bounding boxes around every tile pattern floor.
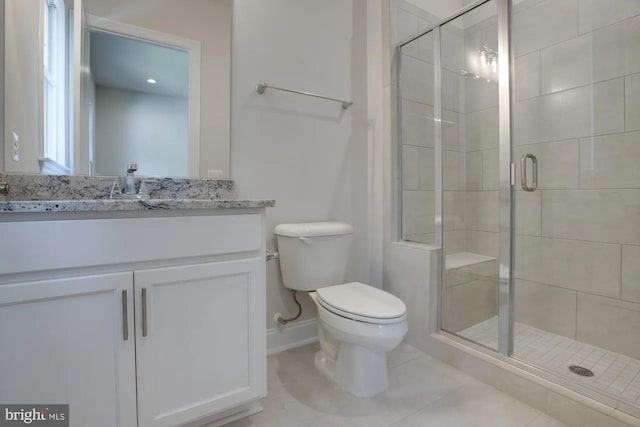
[227,343,567,427]
[461,317,640,407]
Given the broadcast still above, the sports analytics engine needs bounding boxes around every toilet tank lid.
[274,222,353,237]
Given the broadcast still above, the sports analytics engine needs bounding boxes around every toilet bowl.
[274,222,408,398]
[310,282,407,398]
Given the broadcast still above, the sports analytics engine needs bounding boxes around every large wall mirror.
[2,0,231,178]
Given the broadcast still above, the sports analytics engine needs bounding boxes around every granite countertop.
[0,198,276,213]
[0,174,275,214]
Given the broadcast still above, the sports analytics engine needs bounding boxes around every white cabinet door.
[134,259,266,427]
[0,273,137,427]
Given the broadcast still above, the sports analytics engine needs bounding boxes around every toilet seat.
[316,282,407,325]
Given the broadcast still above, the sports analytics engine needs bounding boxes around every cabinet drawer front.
[0,214,262,275]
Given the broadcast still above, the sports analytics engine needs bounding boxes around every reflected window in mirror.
[43,0,70,172]
[4,0,73,174]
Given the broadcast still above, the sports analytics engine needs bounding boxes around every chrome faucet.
[0,175,8,196]
[125,163,137,195]
[109,163,145,199]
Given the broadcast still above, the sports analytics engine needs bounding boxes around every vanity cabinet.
[135,259,264,427]
[0,211,267,427]
[0,273,137,427]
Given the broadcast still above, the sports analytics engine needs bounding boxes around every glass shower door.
[397,0,506,352]
[397,0,512,356]
[511,0,640,408]
[438,0,502,352]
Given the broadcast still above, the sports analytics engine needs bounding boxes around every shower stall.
[397,0,640,416]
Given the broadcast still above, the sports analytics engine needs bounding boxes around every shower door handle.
[520,153,538,192]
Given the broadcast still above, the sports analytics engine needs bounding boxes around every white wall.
[404,0,467,20]
[86,0,231,177]
[0,0,5,173]
[4,0,40,173]
[94,86,188,177]
[231,0,375,328]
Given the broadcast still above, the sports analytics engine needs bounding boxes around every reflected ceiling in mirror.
[90,31,189,98]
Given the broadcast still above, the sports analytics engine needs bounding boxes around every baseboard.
[194,400,263,427]
[267,317,318,355]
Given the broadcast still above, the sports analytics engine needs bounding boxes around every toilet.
[274,222,408,398]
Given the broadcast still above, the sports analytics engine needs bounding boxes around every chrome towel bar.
[255,83,353,110]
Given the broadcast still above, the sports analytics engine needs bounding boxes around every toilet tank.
[274,222,353,291]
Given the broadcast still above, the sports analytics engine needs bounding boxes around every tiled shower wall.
[509,0,640,359]
[399,1,466,254]
[400,0,640,358]
[399,1,438,246]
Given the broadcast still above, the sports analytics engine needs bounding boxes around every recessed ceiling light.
[147,78,157,84]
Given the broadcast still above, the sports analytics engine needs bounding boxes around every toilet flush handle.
[299,236,313,245]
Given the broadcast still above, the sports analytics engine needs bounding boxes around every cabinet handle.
[122,290,128,341]
[142,288,148,337]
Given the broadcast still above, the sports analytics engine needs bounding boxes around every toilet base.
[314,342,389,398]
[335,343,388,398]
[313,312,394,398]
[314,349,336,380]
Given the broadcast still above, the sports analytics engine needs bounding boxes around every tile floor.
[461,317,640,407]
[227,343,568,427]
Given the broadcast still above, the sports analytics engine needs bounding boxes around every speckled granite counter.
[0,174,275,214]
[0,174,235,200]
[0,198,275,213]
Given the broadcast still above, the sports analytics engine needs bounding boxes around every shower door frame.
[396,0,639,416]
[397,0,514,356]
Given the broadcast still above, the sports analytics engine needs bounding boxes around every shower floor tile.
[460,317,640,407]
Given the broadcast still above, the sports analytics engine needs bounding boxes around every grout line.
[512,230,635,248]
[520,187,640,191]
[539,189,543,235]
[514,276,638,305]
[578,137,582,189]
[465,130,640,155]
[523,412,546,427]
[574,291,578,340]
[624,75,627,132]
[515,7,639,64]
[621,367,640,397]
[480,149,485,191]
[537,47,542,100]
[531,68,626,99]
[576,0,580,37]
[620,245,624,299]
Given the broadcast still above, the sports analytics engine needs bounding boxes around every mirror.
[89,32,190,177]
[2,0,231,178]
